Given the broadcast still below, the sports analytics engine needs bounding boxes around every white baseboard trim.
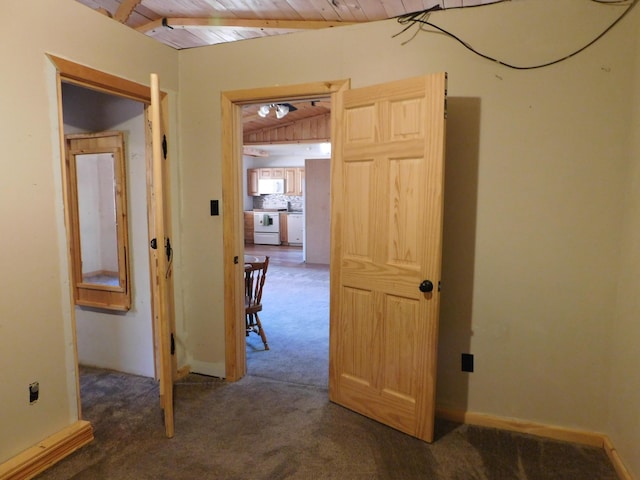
[0,420,93,480]
[436,407,633,480]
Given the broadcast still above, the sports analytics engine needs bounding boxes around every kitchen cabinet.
[247,168,259,196]
[288,214,303,245]
[279,213,288,244]
[248,167,303,196]
[244,212,254,244]
[285,167,305,196]
[259,167,284,179]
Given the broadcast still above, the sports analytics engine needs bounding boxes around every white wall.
[2,0,639,476]
[0,0,177,463]
[177,0,639,474]
[63,85,155,377]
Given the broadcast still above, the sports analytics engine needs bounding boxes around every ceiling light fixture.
[256,103,297,119]
[257,105,270,118]
[275,104,289,119]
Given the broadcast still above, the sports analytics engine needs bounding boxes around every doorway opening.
[241,99,333,385]
[50,57,175,434]
[60,83,155,386]
[221,80,349,382]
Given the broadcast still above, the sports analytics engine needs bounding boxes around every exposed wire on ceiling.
[395,0,639,70]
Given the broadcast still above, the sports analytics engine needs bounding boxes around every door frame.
[49,55,172,416]
[221,79,349,381]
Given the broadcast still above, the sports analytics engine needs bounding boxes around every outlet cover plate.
[461,353,474,372]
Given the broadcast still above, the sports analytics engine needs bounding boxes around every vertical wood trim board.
[603,436,634,480]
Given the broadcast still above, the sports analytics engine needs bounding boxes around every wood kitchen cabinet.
[244,211,254,244]
[259,167,284,179]
[248,167,303,196]
[247,168,259,196]
[279,213,288,244]
[285,167,305,196]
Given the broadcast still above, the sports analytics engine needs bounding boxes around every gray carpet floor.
[36,260,618,479]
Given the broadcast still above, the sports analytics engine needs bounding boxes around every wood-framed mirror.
[64,131,131,311]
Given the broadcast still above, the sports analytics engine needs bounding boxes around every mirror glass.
[75,152,120,286]
[65,131,131,311]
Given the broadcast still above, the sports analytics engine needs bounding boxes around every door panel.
[329,73,447,442]
[149,73,175,438]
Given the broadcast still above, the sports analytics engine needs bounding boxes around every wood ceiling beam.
[242,146,269,157]
[114,0,142,23]
[136,17,358,34]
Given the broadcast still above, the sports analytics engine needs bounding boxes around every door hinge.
[170,333,175,355]
[165,237,172,262]
[162,135,168,159]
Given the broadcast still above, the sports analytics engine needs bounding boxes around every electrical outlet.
[29,382,39,404]
[461,353,474,372]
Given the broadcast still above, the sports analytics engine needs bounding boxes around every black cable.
[395,0,639,70]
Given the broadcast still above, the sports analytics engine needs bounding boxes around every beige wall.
[2,0,639,476]
[0,0,178,463]
[608,16,640,477]
[177,0,639,474]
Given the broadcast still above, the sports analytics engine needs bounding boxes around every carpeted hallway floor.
[36,247,619,479]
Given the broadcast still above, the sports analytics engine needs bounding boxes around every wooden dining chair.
[245,256,270,350]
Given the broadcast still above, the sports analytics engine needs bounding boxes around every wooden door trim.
[50,56,170,420]
[48,55,152,103]
[221,79,350,381]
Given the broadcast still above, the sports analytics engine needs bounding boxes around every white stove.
[253,200,287,245]
[253,211,281,245]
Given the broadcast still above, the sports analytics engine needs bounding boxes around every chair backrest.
[245,256,269,308]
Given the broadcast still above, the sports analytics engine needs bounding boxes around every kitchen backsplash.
[254,194,303,212]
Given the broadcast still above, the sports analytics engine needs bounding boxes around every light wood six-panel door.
[329,73,447,442]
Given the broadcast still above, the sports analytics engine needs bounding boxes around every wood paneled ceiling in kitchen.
[74,0,507,50]
[243,99,331,145]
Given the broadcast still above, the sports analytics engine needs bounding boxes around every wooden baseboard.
[176,364,191,381]
[0,420,93,480]
[436,407,634,480]
[604,436,634,480]
[436,407,604,446]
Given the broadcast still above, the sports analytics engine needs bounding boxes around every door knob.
[419,280,434,293]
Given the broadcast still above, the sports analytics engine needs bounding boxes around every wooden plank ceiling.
[74,0,503,152]
[75,0,506,50]
[243,99,331,145]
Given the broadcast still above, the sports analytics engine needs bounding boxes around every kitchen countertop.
[250,209,303,214]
